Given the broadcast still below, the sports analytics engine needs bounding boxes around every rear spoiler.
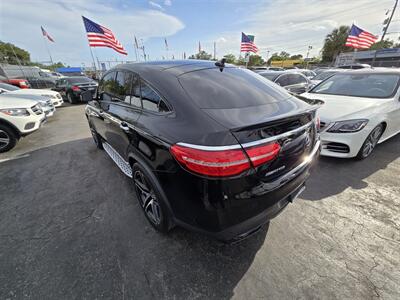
[290,92,324,107]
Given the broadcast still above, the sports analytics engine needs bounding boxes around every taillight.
[170,145,250,177]
[71,85,80,91]
[244,142,281,167]
[170,142,280,177]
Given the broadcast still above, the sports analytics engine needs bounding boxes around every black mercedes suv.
[85,60,320,242]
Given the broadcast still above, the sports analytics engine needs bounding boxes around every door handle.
[120,122,130,131]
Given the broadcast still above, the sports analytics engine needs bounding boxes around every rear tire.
[0,124,18,153]
[67,92,77,104]
[132,162,173,233]
[356,124,384,160]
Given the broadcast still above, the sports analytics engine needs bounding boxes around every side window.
[275,74,290,87]
[99,71,116,101]
[114,71,132,103]
[289,74,307,85]
[140,79,170,113]
[130,75,141,108]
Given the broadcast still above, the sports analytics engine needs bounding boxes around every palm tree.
[321,26,351,62]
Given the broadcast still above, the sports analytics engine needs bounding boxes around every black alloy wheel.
[132,163,172,232]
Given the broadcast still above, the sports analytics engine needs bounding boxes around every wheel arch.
[128,151,175,222]
[0,118,21,139]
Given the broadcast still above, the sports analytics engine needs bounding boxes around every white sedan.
[0,82,63,107]
[302,69,400,159]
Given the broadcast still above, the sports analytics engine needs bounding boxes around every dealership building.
[335,48,400,67]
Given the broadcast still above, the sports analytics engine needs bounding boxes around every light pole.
[306,45,312,69]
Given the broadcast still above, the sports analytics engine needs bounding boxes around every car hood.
[0,95,38,109]
[301,93,388,121]
[10,89,58,96]
[2,92,48,102]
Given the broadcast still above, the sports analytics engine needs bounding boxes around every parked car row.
[0,82,63,153]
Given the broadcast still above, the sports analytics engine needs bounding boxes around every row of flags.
[40,18,380,60]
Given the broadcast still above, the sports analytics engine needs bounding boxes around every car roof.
[336,67,400,75]
[113,60,236,77]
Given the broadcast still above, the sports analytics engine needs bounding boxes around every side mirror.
[80,90,93,102]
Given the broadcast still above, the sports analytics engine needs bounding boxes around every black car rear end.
[86,61,320,242]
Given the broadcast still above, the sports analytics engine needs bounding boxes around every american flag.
[82,16,127,55]
[345,24,378,49]
[41,26,55,42]
[240,32,258,53]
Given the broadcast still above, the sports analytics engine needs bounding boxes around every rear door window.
[275,74,290,87]
[140,79,170,113]
[288,74,307,85]
[179,68,290,109]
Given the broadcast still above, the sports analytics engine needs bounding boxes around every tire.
[356,124,384,160]
[0,124,18,153]
[132,162,173,233]
[67,92,77,104]
[89,125,103,150]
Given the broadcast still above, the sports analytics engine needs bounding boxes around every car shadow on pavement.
[0,138,267,299]
[301,134,400,201]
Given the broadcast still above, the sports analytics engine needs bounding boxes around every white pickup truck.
[0,96,45,153]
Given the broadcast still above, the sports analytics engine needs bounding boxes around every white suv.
[0,82,64,107]
[0,96,45,153]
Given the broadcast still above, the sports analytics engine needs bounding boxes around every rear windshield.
[312,71,338,81]
[259,73,279,81]
[66,77,93,84]
[310,73,400,98]
[179,68,289,109]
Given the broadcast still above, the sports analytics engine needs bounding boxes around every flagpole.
[42,34,54,65]
[133,36,138,62]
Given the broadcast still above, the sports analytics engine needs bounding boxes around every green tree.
[369,39,394,50]
[0,41,31,64]
[279,51,290,58]
[188,50,213,60]
[321,25,352,62]
[290,54,303,60]
[223,53,236,64]
[248,54,265,66]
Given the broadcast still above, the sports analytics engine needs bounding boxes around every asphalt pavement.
[0,105,399,299]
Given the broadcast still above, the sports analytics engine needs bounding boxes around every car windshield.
[0,82,20,91]
[67,77,93,84]
[312,71,338,81]
[310,73,400,98]
[259,73,279,81]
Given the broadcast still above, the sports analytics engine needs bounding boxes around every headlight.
[327,119,368,133]
[0,108,30,116]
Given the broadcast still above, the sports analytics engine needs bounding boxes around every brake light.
[170,145,250,177]
[244,142,281,167]
[71,85,80,91]
[170,142,280,177]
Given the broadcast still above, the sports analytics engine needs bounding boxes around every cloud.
[210,0,392,59]
[149,1,164,11]
[164,0,172,6]
[0,0,184,65]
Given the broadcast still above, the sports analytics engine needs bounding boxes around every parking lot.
[0,104,399,299]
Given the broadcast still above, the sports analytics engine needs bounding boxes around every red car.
[0,77,30,89]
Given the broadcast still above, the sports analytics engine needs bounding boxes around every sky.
[0,0,398,67]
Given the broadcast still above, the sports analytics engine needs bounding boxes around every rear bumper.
[164,140,320,242]
[176,182,305,242]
